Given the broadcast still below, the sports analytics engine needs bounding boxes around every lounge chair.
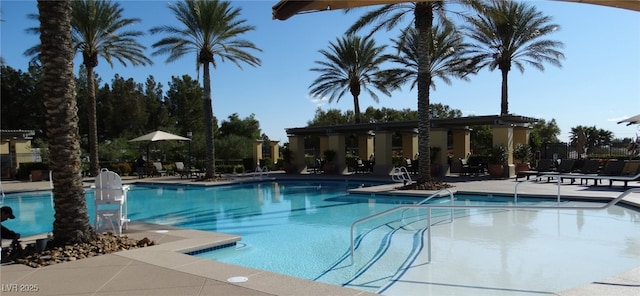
[516,159,553,181]
[553,159,577,183]
[607,160,640,188]
[584,160,625,186]
[152,162,167,176]
[93,169,130,236]
[175,161,194,179]
[176,161,203,179]
[574,159,602,185]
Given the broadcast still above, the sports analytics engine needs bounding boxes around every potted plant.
[487,145,507,178]
[281,147,294,173]
[513,143,533,173]
[323,149,337,174]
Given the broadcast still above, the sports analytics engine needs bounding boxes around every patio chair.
[175,162,191,178]
[306,158,320,174]
[516,159,553,181]
[584,160,626,186]
[533,159,559,181]
[152,162,167,176]
[552,159,577,183]
[355,158,366,174]
[176,161,202,179]
[574,159,602,185]
[607,160,640,188]
[93,169,130,236]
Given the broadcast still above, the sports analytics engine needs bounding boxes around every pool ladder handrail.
[350,188,455,263]
[351,187,640,264]
[253,166,270,179]
[391,166,412,184]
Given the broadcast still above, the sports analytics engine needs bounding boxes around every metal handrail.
[391,166,412,184]
[410,188,638,263]
[515,172,640,204]
[514,173,564,204]
[350,187,639,264]
[253,166,270,179]
[350,188,455,263]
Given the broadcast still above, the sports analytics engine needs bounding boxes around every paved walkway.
[1,172,638,295]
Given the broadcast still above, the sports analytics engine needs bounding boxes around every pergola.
[286,115,538,176]
[0,129,36,179]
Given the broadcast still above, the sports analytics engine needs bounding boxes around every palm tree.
[384,24,474,93]
[309,35,396,123]
[150,0,261,179]
[346,1,466,185]
[37,0,96,245]
[463,0,565,115]
[26,0,152,177]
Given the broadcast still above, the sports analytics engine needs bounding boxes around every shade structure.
[129,130,191,142]
[618,114,640,126]
[129,131,191,162]
[272,0,640,20]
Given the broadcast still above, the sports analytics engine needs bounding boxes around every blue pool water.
[2,181,639,295]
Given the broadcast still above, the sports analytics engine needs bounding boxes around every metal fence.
[541,142,636,160]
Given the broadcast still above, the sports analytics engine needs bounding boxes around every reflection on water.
[2,182,639,296]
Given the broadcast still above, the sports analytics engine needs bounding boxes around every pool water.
[2,181,639,295]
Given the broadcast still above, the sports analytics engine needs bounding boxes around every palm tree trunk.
[38,0,96,246]
[415,2,434,184]
[203,63,215,178]
[87,66,99,176]
[353,95,361,123]
[500,68,509,115]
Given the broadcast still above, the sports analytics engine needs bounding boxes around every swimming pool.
[2,181,639,295]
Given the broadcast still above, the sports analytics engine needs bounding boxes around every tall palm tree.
[37,0,96,245]
[346,1,459,185]
[309,35,396,123]
[26,0,152,177]
[150,0,261,179]
[463,0,564,115]
[384,24,474,93]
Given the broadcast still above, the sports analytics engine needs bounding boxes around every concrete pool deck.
[1,173,638,295]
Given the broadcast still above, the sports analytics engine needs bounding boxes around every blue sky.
[1,0,639,144]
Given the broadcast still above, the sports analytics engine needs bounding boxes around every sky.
[1,0,639,144]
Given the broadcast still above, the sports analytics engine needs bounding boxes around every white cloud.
[308,93,328,107]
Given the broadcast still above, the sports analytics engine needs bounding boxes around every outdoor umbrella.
[129,130,191,161]
[129,130,191,142]
[617,114,640,126]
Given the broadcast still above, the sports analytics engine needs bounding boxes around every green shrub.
[111,162,132,176]
[513,143,533,163]
[488,145,507,164]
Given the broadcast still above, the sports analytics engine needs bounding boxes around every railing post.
[428,208,432,263]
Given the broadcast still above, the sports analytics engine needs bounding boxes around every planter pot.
[31,170,44,182]
[487,164,505,178]
[515,162,531,173]
[430,164,440,176]
[283,164,295,174]
[323,163,336,174]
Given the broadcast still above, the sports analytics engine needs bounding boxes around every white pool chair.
[93,169,130,236]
